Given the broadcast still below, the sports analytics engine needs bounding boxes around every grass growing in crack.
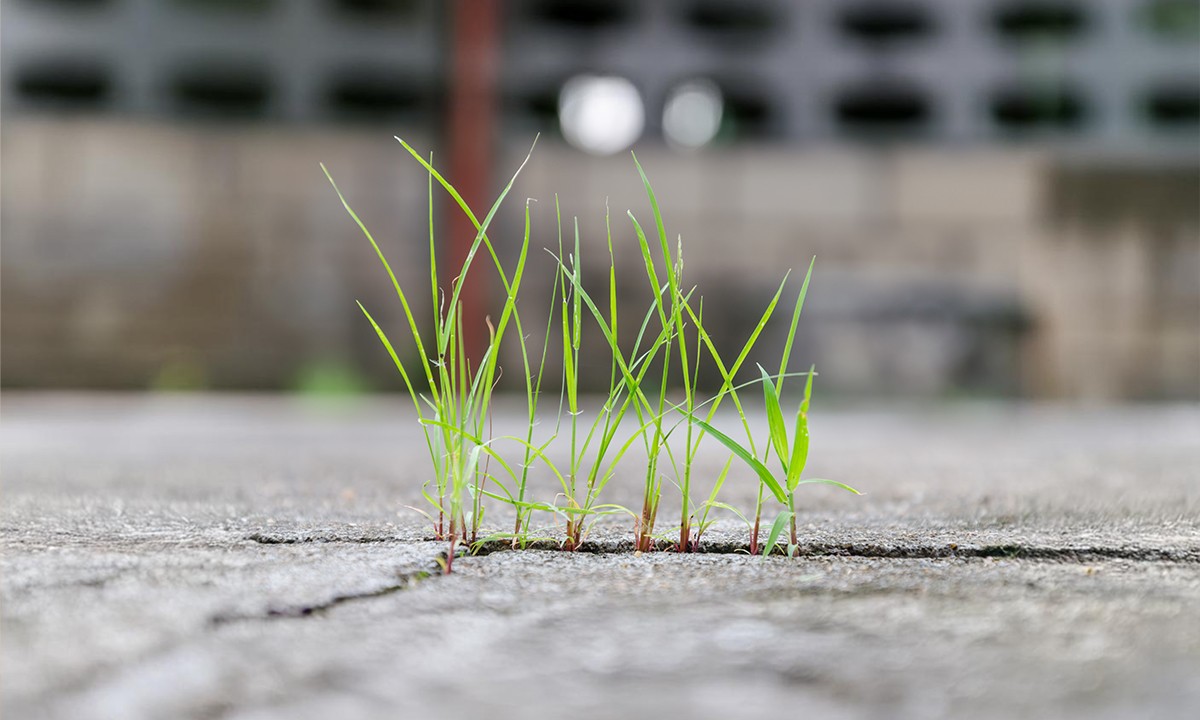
[626,155,697,552]
[679,265,802,553]
[547,201,663,551]
[326,142,860,571]
[475,197,659,552]
[484,196,559,550]
[323,138,538,572]
[691,364,862,557]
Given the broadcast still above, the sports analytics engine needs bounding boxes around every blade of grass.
[795,478,862,494]
[759,365,790,470]
[775,257,814,397]
[323,164,438,403]
[762,510,793,558]
[786,366,816,492]
[688,417,787,504]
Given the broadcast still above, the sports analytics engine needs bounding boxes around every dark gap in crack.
[467,539,1200,563]
[243,533,1198,563]
[246,532,405,545]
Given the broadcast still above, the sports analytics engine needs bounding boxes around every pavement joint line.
[244,533,1200,563]
[471,540,1200,563]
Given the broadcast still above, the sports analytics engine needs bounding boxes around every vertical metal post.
[446,0,501,364]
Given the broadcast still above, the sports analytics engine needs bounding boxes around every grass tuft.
[325,143,860,570]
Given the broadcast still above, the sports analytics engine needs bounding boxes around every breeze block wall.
[2,0,1197,398]
[3,118,1197,399]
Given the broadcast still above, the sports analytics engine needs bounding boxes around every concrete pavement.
[2,393,1198,719]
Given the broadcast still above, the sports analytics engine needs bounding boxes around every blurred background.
[1,0,1197,401]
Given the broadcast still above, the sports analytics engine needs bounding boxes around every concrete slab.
[2,393,1198,719]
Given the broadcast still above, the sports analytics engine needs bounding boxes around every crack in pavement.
[208,564,442,626]
[245,533,1200,564]
[8,559,448,714]
[246,532,405,545]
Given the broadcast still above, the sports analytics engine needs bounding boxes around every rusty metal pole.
[446,0,501,364]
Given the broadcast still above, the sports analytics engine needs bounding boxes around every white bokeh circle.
[663,79,724,149]
[558,75,645,155]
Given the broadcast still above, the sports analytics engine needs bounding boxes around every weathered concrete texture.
[2,393,1199,720]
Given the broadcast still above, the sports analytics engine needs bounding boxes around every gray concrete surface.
[2,393,1198,720]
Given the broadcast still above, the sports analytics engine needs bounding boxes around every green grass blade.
[394,136,536,351]
[728,271,790,382]
[606,198,618,364]
[357,302,422,412]
[427,152,439,333]
[787,419,809,492]
[759,365,790,468]
[776,257,815,395]
[572,217,583,348]
[551,254,661,414]
[513,198,551,510]
[323,164,438,401]
[681,299,757,458]
[787,366,816,491]
[628,214,669,327]
[419,418,525,487]
[795,478,862,495]
[687,271,789,430]
[706,501,751,528]
[631,152,672,267]
[801,364,815,414]
[762,510,794,558]
[705,455,733,509]
[689,417,787,504]
[561,288,576,409]
[696,455,734,529]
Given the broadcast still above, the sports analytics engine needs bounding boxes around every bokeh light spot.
[663,79,724,149]
[558,75,644,155]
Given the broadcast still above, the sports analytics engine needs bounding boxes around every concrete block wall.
[3,0,1197,151]
[497,0,1199,151]
[3,118,1197,398]
[3,0,1195,398]
[1,119,437,390]
[501,142,1049,397]
[501,141,1197,399]
[1019,183,1200,400]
